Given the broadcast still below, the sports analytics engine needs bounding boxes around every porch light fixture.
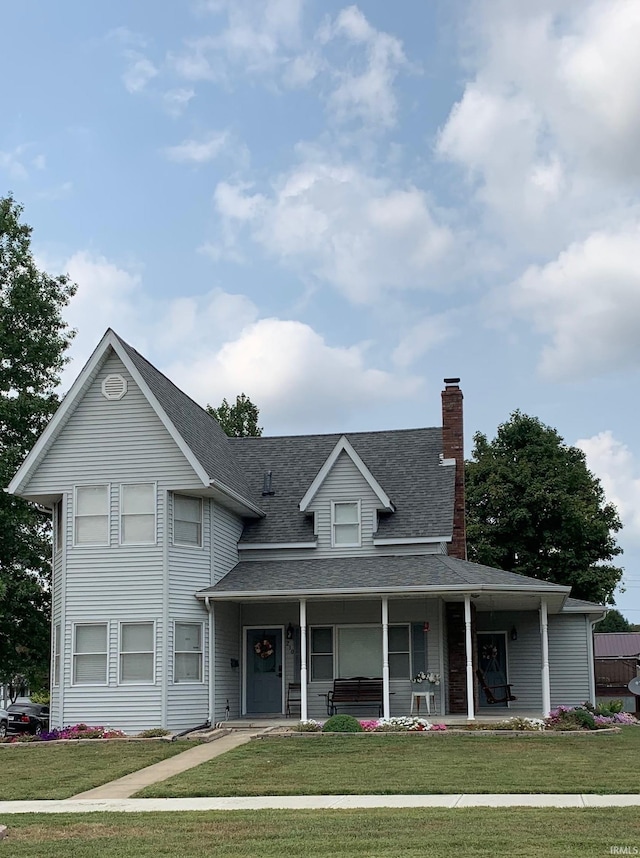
[510,626,518,642]
[286,623,294,640]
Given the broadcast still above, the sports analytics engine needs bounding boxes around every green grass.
[0,741,194,800]
[137,728,640,797]
[2,808,639,857]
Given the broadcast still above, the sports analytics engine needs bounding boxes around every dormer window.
[332,500,361,547]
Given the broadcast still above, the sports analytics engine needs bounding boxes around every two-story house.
[8,330,606,733]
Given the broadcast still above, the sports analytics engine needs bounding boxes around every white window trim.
[308,623,412,682]
[173,620,205,684]
[71,621,109,686]
[73,484,110,547]
[53,500,63,554]
[172,493,204,548]
[117,620,156,685]
[52,623,61,687]
[331,500,362,548]
[118,482,157,546]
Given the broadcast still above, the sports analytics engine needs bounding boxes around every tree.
[0,195,76,692]
[594,609,633,633]
[465,411,623,605]
[207,393,262,437]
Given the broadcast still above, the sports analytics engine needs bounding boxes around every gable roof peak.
[298,434,394,512]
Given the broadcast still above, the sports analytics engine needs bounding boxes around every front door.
[245,628,283,714]
[477,632,509,708]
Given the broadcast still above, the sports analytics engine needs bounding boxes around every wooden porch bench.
[325,677,384,716]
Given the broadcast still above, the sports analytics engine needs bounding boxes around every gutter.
[587,610,608,706]
[209,479,265,518]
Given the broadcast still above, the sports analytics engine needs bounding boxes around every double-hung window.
[310,627,333,681]
[120,484,156,544]
[119,622,155,683]
[332,501,361,547]
[174,622,203,682]
[74,485,109,545]
[73,623,108,684]
[173,495,203,547]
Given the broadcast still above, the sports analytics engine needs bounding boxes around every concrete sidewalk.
[1,794,640,814]
[72,730,262,800]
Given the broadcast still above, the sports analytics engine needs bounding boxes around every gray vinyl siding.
[24,352,206,733]
[167,494,211,731]
[476,610,542,711]
[239,598,443,719]
[24,352,204,494]
[548,614,592,707]
[307,451,384,557]
[212,503,243,583]
[214,601,241,721]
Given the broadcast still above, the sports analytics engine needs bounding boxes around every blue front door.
[478,632,509,708]
[246,629,283,714]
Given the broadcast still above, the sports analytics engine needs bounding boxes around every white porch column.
[299,599,308,721]
[464,595,475,721]
[382,596,390,719]
[540,597,551,717]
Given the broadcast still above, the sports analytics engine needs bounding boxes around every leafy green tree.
[465,411,623,605]
[594,609,633,633]
[0,195,76,691]
[207,393,262,437]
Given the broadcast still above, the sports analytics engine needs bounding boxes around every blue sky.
[3,0,640,621]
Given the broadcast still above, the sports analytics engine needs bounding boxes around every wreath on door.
[254,638,274,659]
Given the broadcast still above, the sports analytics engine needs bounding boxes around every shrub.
[138,728,170,738]
[322,715,363,733]
[293,720,322,732]
[30,690,50,705]
[595,700,624,716]
[546,706,596,731]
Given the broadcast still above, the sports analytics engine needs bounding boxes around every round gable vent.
[101,373,128,401]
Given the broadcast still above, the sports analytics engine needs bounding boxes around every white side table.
[410,688,437,716]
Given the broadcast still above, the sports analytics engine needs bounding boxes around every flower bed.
[1,723,127,743]
[294,717,447,733]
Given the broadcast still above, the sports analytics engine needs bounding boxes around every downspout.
[205,596,215,726]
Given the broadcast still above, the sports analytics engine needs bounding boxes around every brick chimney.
[441,377,467,560]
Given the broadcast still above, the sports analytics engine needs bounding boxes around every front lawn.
[2,808,639,857]
[0,741,193,801]
[137,728,640,797]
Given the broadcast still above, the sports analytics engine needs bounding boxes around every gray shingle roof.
[229,428,455,544]
[115,333,254,503]
[199,555,568,596]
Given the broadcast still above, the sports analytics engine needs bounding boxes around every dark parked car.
[6,703,49,736]
[0,708,8,739]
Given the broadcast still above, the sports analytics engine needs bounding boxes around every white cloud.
[321,5,408,128]
[577,430,640,542]
[56,250,420,432]
[437,0,640,238]
[0,144,46,181]
[166,318,421,430]
[122,54,158,93]
[213,159,454,304]
[162,87,195,117]
[510,224,640,379]
[392,314,455,369]
[171,0,304,82]
[163,131,232,164]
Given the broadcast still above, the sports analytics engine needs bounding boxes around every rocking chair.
[476,668,517,705]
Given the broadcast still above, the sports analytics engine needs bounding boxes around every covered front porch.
[201,589,563,724]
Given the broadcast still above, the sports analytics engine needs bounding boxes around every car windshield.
[8,704,39,714]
